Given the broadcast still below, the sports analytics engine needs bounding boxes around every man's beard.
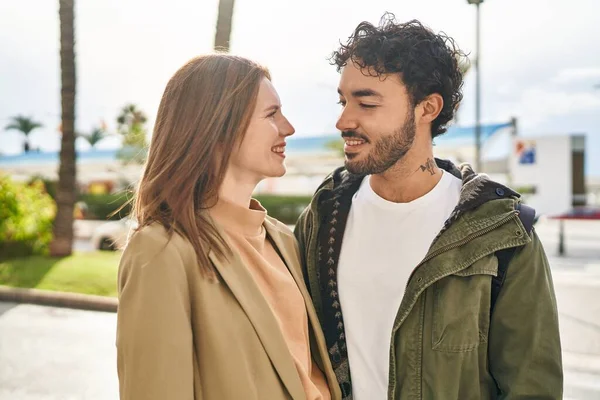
[344,112,416,175]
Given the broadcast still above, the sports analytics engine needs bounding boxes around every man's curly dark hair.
[331,13,465,138]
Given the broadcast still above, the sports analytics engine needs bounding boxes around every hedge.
[30,177,313,225]
[0,176,55,259]
[80,192,311,224]
[254,195,311,225]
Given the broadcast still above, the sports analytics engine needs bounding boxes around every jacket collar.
[263,217,342,400]
[318,158,520,222]
[209,218,341,400]
[208,222,305,400]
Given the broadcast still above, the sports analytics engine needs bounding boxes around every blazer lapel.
[265,220,342,400]
[208,245,305,400]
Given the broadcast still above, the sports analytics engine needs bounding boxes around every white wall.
[510,135,572,216]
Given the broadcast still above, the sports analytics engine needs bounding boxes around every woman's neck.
[218,167,259,209]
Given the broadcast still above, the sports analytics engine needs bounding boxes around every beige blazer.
[116,216,341,400]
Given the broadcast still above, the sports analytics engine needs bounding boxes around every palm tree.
[79,126,106,148]
[4,115,43,152]
[116,104,148,164]
[50,0,77,257]
[117,104,147,141]
[214,0,235,51]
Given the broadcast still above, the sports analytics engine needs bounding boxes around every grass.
[0,251,121,297]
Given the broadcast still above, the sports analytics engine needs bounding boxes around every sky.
[1,0,599,175]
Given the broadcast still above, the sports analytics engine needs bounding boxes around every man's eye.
[360,104,377,109]
[337,100,346,106]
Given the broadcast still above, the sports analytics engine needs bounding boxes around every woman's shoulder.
[124,222,197,263]
[117,223,197,308]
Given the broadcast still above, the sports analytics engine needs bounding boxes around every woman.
[116,54,340,400]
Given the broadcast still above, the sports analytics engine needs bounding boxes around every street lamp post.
[467,0,484,171]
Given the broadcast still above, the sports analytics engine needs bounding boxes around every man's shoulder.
[317,166,366,195]
[316,166,345,192]
[298,167,353,225]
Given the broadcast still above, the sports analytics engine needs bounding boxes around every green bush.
[28,178,130,220]
[255,194,312,225]
[27,175,58,199]
[80,192,133,220]
[77,192,311,224]
[0,176,55,259]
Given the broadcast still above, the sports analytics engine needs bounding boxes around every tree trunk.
[50,0,77,257]
[214,0,235,51]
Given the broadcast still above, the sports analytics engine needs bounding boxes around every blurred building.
[1,121,595,215]
[509,135,586,216]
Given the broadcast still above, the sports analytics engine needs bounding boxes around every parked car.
[550,206,600,220]
[91,217,137,251]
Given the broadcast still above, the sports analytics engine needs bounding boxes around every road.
[0,303,118,400]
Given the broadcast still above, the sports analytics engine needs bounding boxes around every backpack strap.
[490,203,536,313]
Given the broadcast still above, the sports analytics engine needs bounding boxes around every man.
[295,13,562,400]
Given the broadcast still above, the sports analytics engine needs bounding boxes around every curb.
[0,286,117,313]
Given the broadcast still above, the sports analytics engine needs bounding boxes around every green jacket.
[294,160,562,400]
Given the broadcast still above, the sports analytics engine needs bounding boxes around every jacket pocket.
[432,255,498,352]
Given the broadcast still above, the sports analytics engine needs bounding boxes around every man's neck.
[369,151,442,203]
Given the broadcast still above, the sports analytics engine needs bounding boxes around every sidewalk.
[551,258,600,399]
[512,218,600,398]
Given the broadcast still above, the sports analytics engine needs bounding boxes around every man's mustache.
[340,131,370,142]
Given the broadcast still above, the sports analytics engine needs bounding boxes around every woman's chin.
[251,164,287,183]
[265,165,286,179]
[271,165,286,178]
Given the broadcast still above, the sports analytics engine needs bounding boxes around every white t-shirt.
[337,170,462,399]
